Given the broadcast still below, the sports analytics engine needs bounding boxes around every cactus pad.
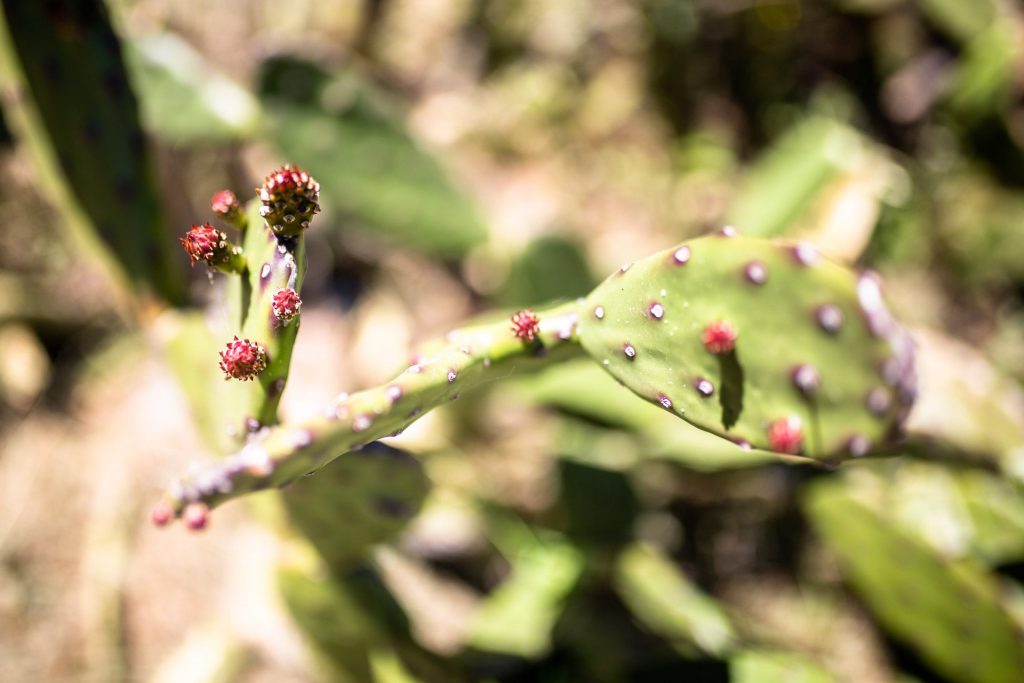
[805,478,1024,683]
[576,234,915,460]
[284,442,429,571]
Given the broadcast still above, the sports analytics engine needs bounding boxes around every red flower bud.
[510,309,540,342]
[211,190,242,225]
[702,321,737,355]
[150,500,174,527]
[272,288,302,322]
[219,336,267,381]
[183,503,209,531]
[767,416,803,454]
[180,223,227,267]
[258,165,320,237]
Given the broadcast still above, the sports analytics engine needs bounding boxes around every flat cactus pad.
[577,234,915,461]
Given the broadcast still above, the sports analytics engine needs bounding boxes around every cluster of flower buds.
[178,165,319,390]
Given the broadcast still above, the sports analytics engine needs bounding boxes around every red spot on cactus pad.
[702,321,737,354]
[210,190,240,218]
[767,417,803,454]
[272,288,302,321]
[258,165,320,236]
[180,223,226,267]
[511,309,540,342]
[219,337,267,381]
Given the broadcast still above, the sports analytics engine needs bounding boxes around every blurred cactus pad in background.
[2,1,1024,683]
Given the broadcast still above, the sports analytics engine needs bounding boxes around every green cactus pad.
[576,234,914,460]
[730,650,836,683]
[284,442,429,571]
[466,532,584,659]
[278,562,456,683]
[614,543,736,657]
[0,0,183,302]
[805,478,1024,683]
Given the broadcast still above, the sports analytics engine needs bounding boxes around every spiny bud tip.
[272,288,302,322]
[702,321,737,355]
[258,164,320,237]
[211,190,241,222]
[219,336,267,381]
[510,309,540,342]
[150,501,174,527]
[767,416,803,454]
[183,503,209,531]
[180,223,228,267]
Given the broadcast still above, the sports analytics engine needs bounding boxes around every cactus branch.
[157,300,584,521]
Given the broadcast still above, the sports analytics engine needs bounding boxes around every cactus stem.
[157,299,585,524]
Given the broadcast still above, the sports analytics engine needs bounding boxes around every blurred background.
[1,0,1024,681]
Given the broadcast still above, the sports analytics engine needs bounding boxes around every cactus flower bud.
[272,288,302,322]
[767,416,803,454]
[510,309,540,342]
[219,336,267,381]
[702,321,737,355]
[150,500,174,527]
[258,165,320,237]
[211,189,244,228]
[181,223,245,274]
[183,503,209,531]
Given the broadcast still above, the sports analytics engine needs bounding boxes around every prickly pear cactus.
[805,478,1024,683]
[284,443,429,571]
[0,0,183,302]
[576,233,915,460]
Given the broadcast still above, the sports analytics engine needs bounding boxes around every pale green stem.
[161,299,584,516]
